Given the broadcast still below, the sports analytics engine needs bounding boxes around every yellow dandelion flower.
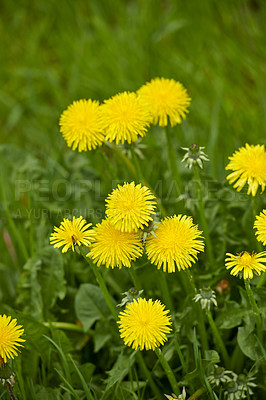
[50,216,95,253]
[0,315,25,363]
[101,91,151,144]
[138,77,191,127]
[145,215,205,273]
[87,219,143,268]
[118,298,172,351]
[254,209,266,246]
[105,182,157,233]
[225,251,266,280]
[59,99,105,151]
[225,144,266,196]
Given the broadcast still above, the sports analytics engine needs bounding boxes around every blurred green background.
[1,0,266,167]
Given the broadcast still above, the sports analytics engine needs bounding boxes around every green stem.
[231,344,245,372]
[111,143,136,176]
[136,352,161,399]
[43,321,93,334]
[187,387,206,400]
[0,173,29,262]
[205,308,230,367]
[174,333,188,374]
[184,270,209,354]
[193,165,214,266]
[244,279,263,342]
[130,143,143,182]
[155,347,180,395]
[129,266,141,290]
[80,248,118,320]
[251,196,258,220]
[98,148,119,182]
[158,270,174,314]
[165,126,184,197]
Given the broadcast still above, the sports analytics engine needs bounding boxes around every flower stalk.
[154,347,180,395]
[244,279,263,342]
[80,247,118,320]
[205,308,230,367]
[193,164,214,265]
[165,126,184,205]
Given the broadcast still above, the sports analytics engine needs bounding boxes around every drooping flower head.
[138,77,191,127]
[254,209,266,246]
[145,215,205,273]
[59,99,105,151]
[118,298,172,350]
[225,144,266,196]
[101,91,151,144]
[50,216,95,253]
[105,182,157,233]
[87,219,143,269]
[0,315,25,364]
[225,251,266,280]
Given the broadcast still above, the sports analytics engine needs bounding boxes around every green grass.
[1,0,266,399]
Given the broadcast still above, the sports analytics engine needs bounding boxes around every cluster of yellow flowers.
[59,77,191,151]
[49,180,206,351]
[225,144,266,280]
[50,181,205,273]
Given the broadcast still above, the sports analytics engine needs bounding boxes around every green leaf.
[104,351,135,391]
[16,247,66,319]
[237,325,263,361]
[94,320,112,353]
[216,300,250,329]
[75,283,110,331]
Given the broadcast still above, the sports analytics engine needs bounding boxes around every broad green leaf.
[237,325,263,361]
[75,283,110,331]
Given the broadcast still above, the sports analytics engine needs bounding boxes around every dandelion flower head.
[225,251,266,280]
[50,216,95,253]
[138,77,191,127]
[59,99,105,151]
[87,219,143,269]
[254,209,266,246]
[0,315,25,364]
[226,144,266,196]
[118,298,172,351]
[101,91,151,144]
[145,215,205,273]
[105,182,157,233]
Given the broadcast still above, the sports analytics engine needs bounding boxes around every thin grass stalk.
[205,308,230,367]
[164,126,183,196]
[130,143,143,183]
[43,321,92,334]
[158,269,174,315]
[244,279,263,342]
[193,164,214,266]
[80,248,118,320]
[187,387,206,400]
[136,351,161,400]
[129,265,141,290]
[154,347,180,395]
[174,333,188,375]
[98,148,119,182]
[184,270,209,354]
